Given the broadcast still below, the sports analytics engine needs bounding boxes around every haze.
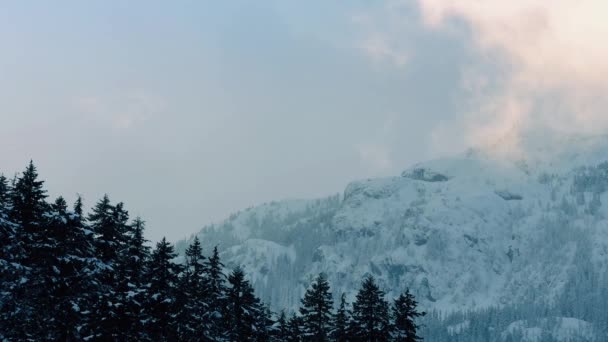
[2,1,604,242]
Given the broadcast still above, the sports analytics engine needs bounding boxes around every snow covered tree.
[176,236,207,340]
[7,162,51,338]
[61,195,102,339]
[204,245,227,340]
[332,293,350,342]
[88,195,123,264]
[10,161,48,237]
[145,237,182,341]
[38,197,77,339]
[87,195,129,339]
[254,303,275,341]
[122,216,150,290]
[287,313,304,342]
[274,310,289,341]
[225,266,263,341]
[299,273,334,341]
[120,216,151,339]
[0,174,25,340]
[391,289,425,341]
[0,175,16,269]
[31,196,100,339]
[351,275,390,342]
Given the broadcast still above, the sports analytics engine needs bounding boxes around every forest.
[0,162,424,341]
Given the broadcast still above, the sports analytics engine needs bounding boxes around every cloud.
[355,114,398,172]
[351,10,409,68]
[73,91,165,130]
[414,0,608,153]
[357,33,408,67]
[357,142,392,171]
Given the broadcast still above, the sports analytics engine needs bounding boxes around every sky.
[2,1,607,242]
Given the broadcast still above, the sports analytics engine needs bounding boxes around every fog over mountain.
[178,131,608,340]
[4,1,608,340]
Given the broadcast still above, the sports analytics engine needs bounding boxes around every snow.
[501,317,595,341]
[176,133,608,323]
[447,320,470,334]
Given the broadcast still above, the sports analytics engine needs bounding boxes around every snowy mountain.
[500,317,595,342]
[176,133,608,339]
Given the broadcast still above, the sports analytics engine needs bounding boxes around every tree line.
[0,162,424,341]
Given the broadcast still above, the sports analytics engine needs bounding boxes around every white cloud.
[351,9,409,68]
[415,0,608,153]
[73,91,165,130]
[355,114,398,172]
[357,142,392,171]
[358,34,408,67]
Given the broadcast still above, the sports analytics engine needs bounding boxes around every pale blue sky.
[0,1,494,242]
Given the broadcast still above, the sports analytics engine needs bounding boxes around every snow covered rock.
[176,133,608,329]
[501,317,595,342]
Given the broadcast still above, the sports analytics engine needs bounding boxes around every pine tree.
[351,276,390,342]
[0,174,24,339]
[40,197,74,339]
[254,303,275,341]
[10,161,48,236]
[204,245,227,340]
[121,217,151,339]
[10,162,48,293]
[8,162,51,338]
[286,313,304,342]
[391,289,425,341]
[31,195,101,340]
[64,195,102,339]
[145,237,182,341]
[225,266,263,341]
[88,195,122,264]
[176,236,207,340]
[274,310,289,341]
[122,217,149,286]
[87,195,129,339]
[146,238,181,341]
[333,293,350,342]
[0,175,15,267]
[299,273,334,341]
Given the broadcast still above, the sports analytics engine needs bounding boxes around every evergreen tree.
[391,289,425,342]
[87,195,129,339]
[204,245,227,340]
[0,174,24,339]
[351,276,390,342]
[274,310,289,341]
[333,293,350,342]
[39,197,74,339]
[10,163,48,292]
[299,273,334,341]
[63,195,102,339]
[122,217,149,286]
[286,314,304,342]
[0,175,16,267]
[10,161,48,236]
[28,195,102,340]
[225,266,263,341]
[121,217,151,339]
[176,236,207,340]
[88,195,122,264]
[145,237,182,341]
[33,196,100,340]
[254,303,275,341]
[8,162,50,338]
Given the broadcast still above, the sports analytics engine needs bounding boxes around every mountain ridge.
[176,133,608,339]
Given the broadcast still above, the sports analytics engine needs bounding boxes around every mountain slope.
[176,134,608,332]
